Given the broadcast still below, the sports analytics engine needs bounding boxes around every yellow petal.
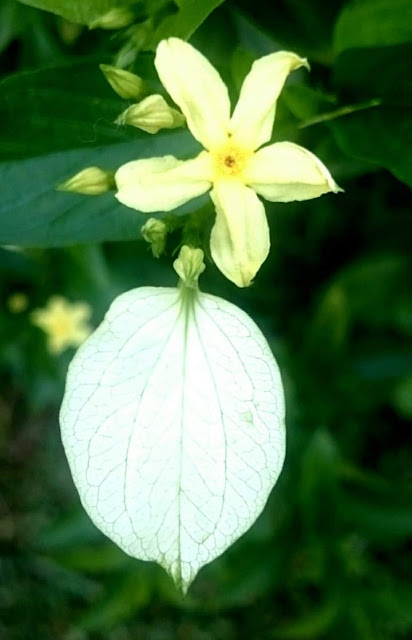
[155,38,230,150]
[70,302,92,323]
[115,153,213,212]
[230,52,309,151]
[244,142,342,201]
[49,334,66,355]
[210,180,270,288]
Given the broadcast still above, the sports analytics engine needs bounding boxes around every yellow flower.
[31,296,92,355]
[115,38,342,288]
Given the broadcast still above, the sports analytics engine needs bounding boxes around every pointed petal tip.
[234,272,254,288]
[328,175,344,194]
[302,57,310,72]
[279,51,310,72]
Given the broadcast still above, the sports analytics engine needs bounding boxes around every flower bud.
[89,8,134,30]
[116,95,185,134]
[7,293,29,313]
[173,246,205,288]
[141,218,167,258]
[100,64,145,100]
[58,167,115,195]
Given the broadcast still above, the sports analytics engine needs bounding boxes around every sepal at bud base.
[58,167,115,195]
[141,218,167,258]
[116,95,185,134]
[89,8,134,30]
[100,64,145,100]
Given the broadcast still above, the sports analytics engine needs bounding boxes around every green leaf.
[282,85,336,122]
[300,430,341,534]
[329,107,412,187]
[275,599,339,639]
[334,0,412,54]
[331,43,412,187]
[0,58,202,246]
[79,570,153,631]
[333,44,412,104]
[0,0,24,53]
[0,131,200,246]
[150,0,226,46]
[392,375,412,419]
[0,60,132,161]
[344,498,412,541]
[232,0,342,64]
[17,0,135,27]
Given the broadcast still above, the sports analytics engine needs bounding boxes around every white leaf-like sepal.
[60,282,285,593]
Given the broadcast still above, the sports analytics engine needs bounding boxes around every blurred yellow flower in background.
[31,296,92,355]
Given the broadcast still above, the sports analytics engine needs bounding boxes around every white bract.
[60,247,285,593]
[115,38,341,288]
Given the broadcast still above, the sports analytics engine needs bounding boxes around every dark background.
[0,0,411,638]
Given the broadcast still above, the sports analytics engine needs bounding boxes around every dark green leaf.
[0,60,132,160]
[0,58,203,246]
[333,43,412,104]
[274,599,339,639]
[344,498,412,541]
[334,0,412,54]
[79,570,153,631]
[329,107,412,186]
[282,85,336,122]
[233,0,345,64]
[0,0,24,53]
[0,131,200,246]
[392,376,412,419]
[0,126,199,251]
[331,42,412,187]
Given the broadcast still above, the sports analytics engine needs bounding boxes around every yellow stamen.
[212,144,252,180]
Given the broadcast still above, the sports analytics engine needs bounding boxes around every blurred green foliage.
[0,0,411,638]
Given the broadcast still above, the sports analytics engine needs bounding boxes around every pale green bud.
[58,167,115,195]
[141,218,168,258]
[116,94,185,134]
[89,8,134,30]
[173,246,206,288]
[100,64,145,100]
[7,292,29,314]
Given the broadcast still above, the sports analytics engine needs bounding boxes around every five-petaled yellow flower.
[115,38,341,288]
[31,296,92,354]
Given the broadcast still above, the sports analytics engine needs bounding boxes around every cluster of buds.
[59,64,185,198]
[101,64,186,134]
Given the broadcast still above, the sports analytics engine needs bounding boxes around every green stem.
[298,98,382,129]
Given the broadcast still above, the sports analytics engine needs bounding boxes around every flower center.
[212,144,251,179]
[52,314,73,337]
